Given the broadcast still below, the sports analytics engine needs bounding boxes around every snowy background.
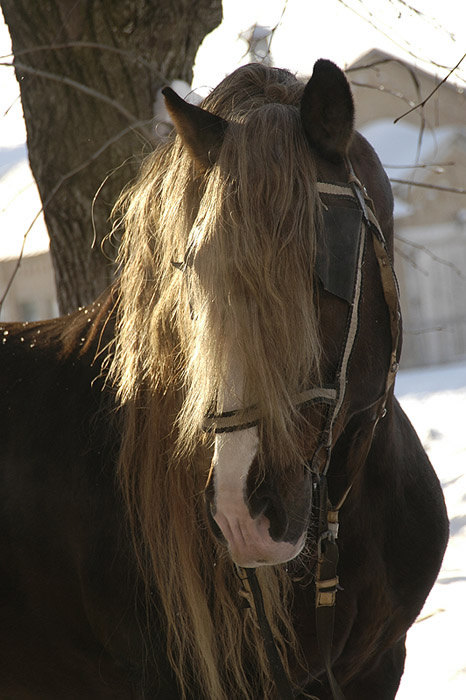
[395,362,466,699]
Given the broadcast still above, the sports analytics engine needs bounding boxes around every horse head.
[162,60,397,568]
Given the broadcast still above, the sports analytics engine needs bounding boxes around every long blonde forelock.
[110,64,321,699]
[177,101,322,466]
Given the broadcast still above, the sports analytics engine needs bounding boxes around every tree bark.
[1,0,222,312]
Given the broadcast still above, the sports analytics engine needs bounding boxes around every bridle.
[201,165,400,437]
[174,163,401,699]
[200,163,401,699]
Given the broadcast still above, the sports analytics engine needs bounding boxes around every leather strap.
[315,536,345,700]
[243,568,296,700]
[202,386,337,433]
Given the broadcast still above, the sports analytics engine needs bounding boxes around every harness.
[201,166,402,699]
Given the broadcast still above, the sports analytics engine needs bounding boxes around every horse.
[0,60,448,699]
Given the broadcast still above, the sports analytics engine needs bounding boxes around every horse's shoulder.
[0,285,116,375]
[0,286,118,458]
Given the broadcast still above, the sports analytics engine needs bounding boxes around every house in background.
[349,49,466,368]
[1,48,465,368]
[0,251,57,321]
[0,143,57,322]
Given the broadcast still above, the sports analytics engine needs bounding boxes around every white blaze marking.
[212,355,259,525]
[212,426,259,524]
[211,353,306,566]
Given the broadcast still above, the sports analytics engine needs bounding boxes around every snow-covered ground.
[395,361,466,699]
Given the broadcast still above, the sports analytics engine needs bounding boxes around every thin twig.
[390,178,466,194]
[266,0,289,55]
[347,56,427,161]
[394,53,466,123]
[336,0,457,72]
[396,235,466,280]
[349,79,417,109]
[405,326,446,336]
[346,57,404,73]
[389,0,455,40]
[394,243,429,276]
[384,162,454,170]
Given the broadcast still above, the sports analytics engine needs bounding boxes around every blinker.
[315,206,363,304]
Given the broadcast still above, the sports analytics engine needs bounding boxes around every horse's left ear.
[162,87,228,171]
[300,59,354,163]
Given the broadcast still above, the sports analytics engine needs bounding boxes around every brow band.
[202,387,337,434]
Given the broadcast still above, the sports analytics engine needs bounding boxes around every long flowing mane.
[109,64,324,698]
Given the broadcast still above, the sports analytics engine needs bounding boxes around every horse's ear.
[162,87,228,170]
[300,59,354,162]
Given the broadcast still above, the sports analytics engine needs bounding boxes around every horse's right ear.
[162,87,228,170]
[300,59,354,163]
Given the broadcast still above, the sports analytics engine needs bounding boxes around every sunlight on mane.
[109,63,322,699]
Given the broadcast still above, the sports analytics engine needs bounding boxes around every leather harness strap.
[202,386,337,433]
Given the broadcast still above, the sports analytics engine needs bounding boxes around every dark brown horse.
[0,60,448,699]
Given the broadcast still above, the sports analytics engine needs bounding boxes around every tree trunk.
[1,0,222,312]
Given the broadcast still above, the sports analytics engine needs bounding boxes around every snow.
[395,361,466,699]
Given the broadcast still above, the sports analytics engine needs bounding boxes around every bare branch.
[347,57,427,158]
[336,0,457,72]
[390,178,466,194]
[394,243,429,276]
[389,0,455,41]
[349,79,417,109]
[395,235,466,280]
[346,58,421,96]
[394,53,466,123]
[266,0,289,55]
[384,162,454,170]
[404,326,447,336]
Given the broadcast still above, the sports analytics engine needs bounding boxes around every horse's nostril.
[265,501,289,541]
[251,494,289,542]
